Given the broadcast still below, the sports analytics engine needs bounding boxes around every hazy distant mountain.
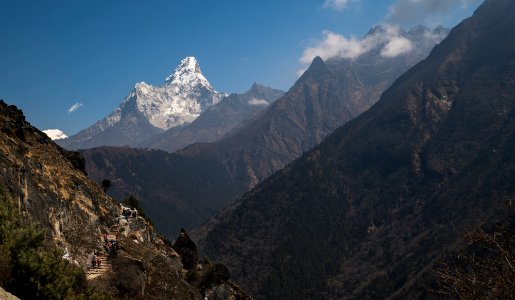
[43,129,67,140]
[194,1,515,298]
[143,83,284,152]
[82,25,449,240]
[58,57,225,150]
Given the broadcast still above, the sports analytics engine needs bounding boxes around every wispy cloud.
[299,25,413,67]
[67,102,83,113]
[380,35,413,57]
[387,0,480,26]
[322,0,350,11]
[248,98,269,106]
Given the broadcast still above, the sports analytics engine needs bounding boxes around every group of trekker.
[103,232,118,256]
[121,206,138,219]
[91,250,102,268]
[90,233,118,268]
[89,205,137,268]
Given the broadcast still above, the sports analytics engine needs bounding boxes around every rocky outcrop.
[0,100,250,299]
[172,229,199,270]
[0,287,19,300]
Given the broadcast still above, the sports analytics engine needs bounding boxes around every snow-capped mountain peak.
[43,129,68,140]
[57,56,227,149]
[128,56,225,130]
[165,56,211,88]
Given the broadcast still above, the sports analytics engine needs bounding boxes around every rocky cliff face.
[193,0,515,298]
[0,100,250,299]
[58,57,226,150]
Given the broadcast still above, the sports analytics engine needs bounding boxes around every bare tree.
[433,202,514,298]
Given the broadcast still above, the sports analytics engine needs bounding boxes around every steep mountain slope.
[58,57,225,150]
[193,1,515,298]
[144,83,284,152]
[0,100,250,299]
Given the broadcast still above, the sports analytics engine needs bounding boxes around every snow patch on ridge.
[43,129,68,140]
[248,98,270,106]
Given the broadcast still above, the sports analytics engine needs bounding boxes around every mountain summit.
[58,56,225,150]
[165,56,204,85]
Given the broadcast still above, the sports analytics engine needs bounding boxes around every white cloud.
[387,0,480,26]
[67,102,83,113]
[380,36,413,57]
[299,25,413,69]
[300,31,370,64]
[297,68,308,77]
[248,98,269,106]
[323,0,350,11]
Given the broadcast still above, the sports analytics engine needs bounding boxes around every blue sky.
[0,0,481,135]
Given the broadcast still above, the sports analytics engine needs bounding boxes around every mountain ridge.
[193,0,515,298]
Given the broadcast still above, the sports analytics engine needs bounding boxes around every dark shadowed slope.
[194,1,515,298]
[81,146,241,239]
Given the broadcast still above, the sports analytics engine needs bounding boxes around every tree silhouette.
[101,179,111,193]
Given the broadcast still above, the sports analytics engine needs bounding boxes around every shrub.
[0,185,103,299]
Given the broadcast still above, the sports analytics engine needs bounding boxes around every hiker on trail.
[62,247,70,260]
[96,256,101,268]
[92,254,97,268]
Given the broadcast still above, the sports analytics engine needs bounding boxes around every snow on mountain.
[57,56,226,150]
[118,56,225,130]
[135,56,225,129]
[43,129,68,140]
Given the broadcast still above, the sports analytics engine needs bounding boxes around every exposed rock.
[212,263,231,283]
[172,229,199,270]
[0,287,19,300]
